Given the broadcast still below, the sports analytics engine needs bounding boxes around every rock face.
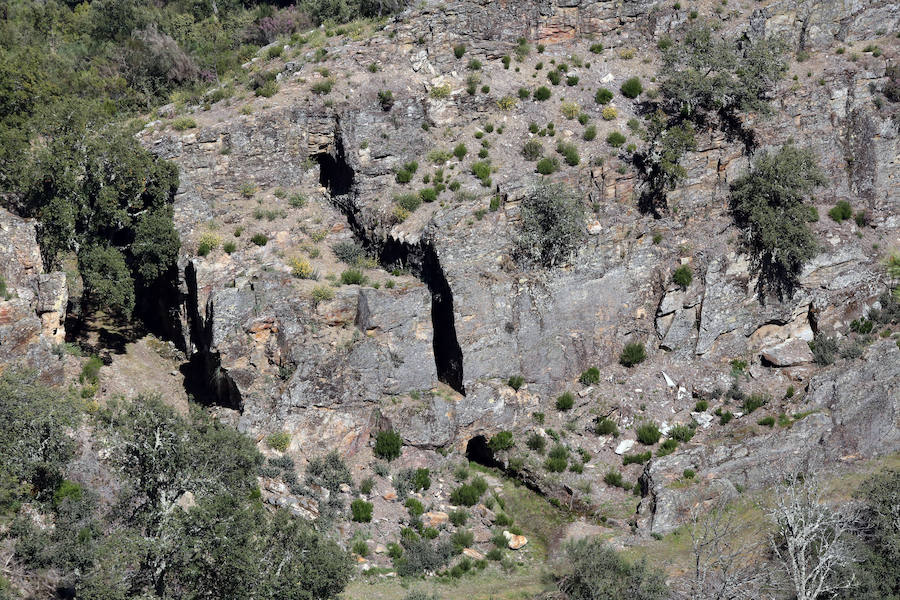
[0,208,67,383]
[638,339,900,535]
[137,0,899,538]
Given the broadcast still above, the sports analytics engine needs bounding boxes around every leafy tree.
[0,370,78,510]
[840,469,900,600]
[22,121,180,318]
[515,182,586,268]
[730,144,824,300]
[559,537,668,600]
[659,24,787,119]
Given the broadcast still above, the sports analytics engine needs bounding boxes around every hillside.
[1,0,899,599]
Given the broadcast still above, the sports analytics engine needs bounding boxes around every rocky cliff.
[124,0,900,553]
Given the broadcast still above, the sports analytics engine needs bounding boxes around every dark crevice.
[465,435,503,469]
[316,122,466,395]
[179,261,243,412]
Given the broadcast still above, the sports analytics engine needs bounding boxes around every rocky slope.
[4,0,898,571]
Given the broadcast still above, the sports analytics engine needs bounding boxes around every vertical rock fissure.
[316,129,465,395]
[180,261,244,412]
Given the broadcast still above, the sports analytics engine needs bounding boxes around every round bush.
[595,88,613,104]
[606,131,627,148]
[488,431,515,452]
[636,423,661,446]
[536,157,558,174]
[579,367,600,385]
[619,342,646,367]
[620,77,643,99]
[534,86,552,101]
[351,499,373,522]
[374,429,403,461]
[672,264,692,289]
[556,392,575,411]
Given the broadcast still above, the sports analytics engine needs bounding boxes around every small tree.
[730,144,824,300]
[515,182,586,268]
[768,477,859,600]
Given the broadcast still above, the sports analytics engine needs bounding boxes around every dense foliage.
[515,182,586,268]
[559,537,668,600]
[730,144,824,299]
[1,375,351,600]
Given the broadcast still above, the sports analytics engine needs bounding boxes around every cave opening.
[465,435,502,469]
[315,136,354,196]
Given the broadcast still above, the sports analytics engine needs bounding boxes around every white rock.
[662,372,676,388]
[614,439,635,455]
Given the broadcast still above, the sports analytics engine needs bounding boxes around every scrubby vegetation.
[515,182,586,268]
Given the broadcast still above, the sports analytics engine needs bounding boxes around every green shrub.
[556,141,580,166]
[683,468,696,479]
[488,431,515,452]
[566,75,580,86]
[673,265,692,289]
[454,464,469,481]
[450,483,483,506]
[454,44,466,59]
[351,499,373,522]
[668,424,694,443]
[595,88,614,104]
[250,233,268,246]
[495,512,513,527]
[340,269,367,285]
[694,400,709,412]
[742,393,768,414]
[467,58,482,71]
[374,429,402,461]
[396,193,422,213]
[604,470,625,487]
[353,539,369,556]
[507,375,525,391]
[719,411,734,425]
[620,77,643,98]
[656,438,677,456]
[377,89,394,111]
[636,423,661,445]
[580,367,600,385]
[419,187,438,203]
[487,547,502,561]
[266,432,291,452]
[515,182,585,268]
[606,131,627,147]
[583,125,597,141]
[556,392,575,411]
[730,145,824,298]
[545,444,569,472]
[534,86,552,101]
[359,477,375,495]
[405,497,425,517]
[522,139,543,161]
[595,418,618,436]
[757,416,775,427]
[172,117,197,131]
[547,70,562,85]
[449,509,468,526]
[526,432,546,453]
[311,79,333,95]
[563,537,668,600]
[828,200,852,222]
[590,43,604,54]
[536,157,559,174]
[623,451,652,466]
[619,342,646,367]
[80,356,103,385]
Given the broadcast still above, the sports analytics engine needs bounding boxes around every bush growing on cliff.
[306,451,352,494]
[556,392,575,411]
[620,77,643,98]
[619,342,646,367]
[730,144,824,299]
[489,431,515,452]
[351,499,373,522]
[374,430,403,461]
[515,182,586,268]
[636,422,661,445]
[673,264,693,289]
